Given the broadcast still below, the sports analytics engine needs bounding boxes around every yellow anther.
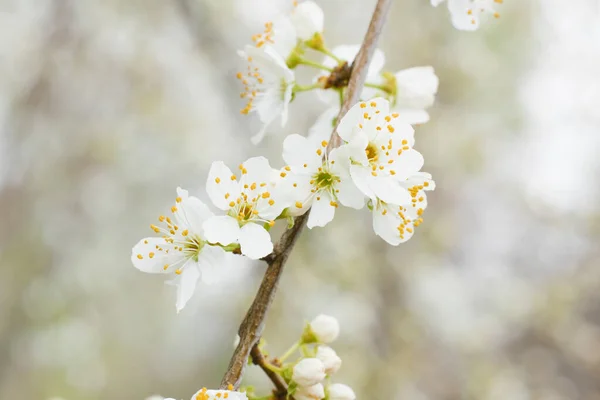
[268,199,275,206]
[268,220,275,227]
[225,193,230,199]
[370,101,377,107]
[229,201,235,207]
[150,224,160,233]
[295,201,303,208]
[171,206,178,213]
[250,182,257,190]
[385,116,391,122]
[363,112,369,118]
[159,215,166,222]
[316,149,322,156]
[329,201,338,208]
[215,177,221,184]
[285,166,291,171]
[137,254,143,259]
[280,172,287,177]
[360,103,366,108]
[262,192,270,198]
[144,240,148,244]
[392,113,399,118]
[149,252,155,258]
[163,264,169,270]
[390,170,396,175]
[321,141,328,147]
[387,125,395,133]
[175,269,182,275]
[303,163,308,168]
[371,171,377,176]
[182,229,189,236]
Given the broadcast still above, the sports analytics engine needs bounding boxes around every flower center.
[365,142,379,164]
[313,171,335,189]
[235,201,257,222]
[184,235,204,262]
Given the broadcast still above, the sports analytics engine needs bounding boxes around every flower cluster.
[431,0,504,31]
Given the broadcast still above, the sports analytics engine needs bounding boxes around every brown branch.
[250,346,288,398]
[219,0,394,390]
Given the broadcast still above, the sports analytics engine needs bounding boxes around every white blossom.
[309,314,340,343]
[281,134,364,228]
[236,45,295,144]
[337,98,425,205]
[190,388,248,400]
[131,188,228,312]
[432,0,501,31]
[328,383,356,400]
[387,66,439,125]
[295,383,325,400]
[203,157,289,260]
[316,346,342,375]
[290,1,324,40]
[248,16,297,59]
[316,44,386,104]
[371,172,435,245]
[292,358,326,387]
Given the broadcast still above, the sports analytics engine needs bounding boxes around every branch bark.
[219,0,393,390]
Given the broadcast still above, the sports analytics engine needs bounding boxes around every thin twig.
[250,346,288,398]
[219,0,394,390]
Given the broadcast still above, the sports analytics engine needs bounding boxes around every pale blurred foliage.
[1,0,600,399]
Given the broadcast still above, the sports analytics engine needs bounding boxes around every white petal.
[394,149,425,180]
[291,1,324,40]
[174,261,200,312]
[239,223,273,260]
[131,237,178,274]
[241,156,274,187]
[198,245,227,284]
[271,16,298,59]
[207,161,241,210]
[373,209,401,246]
[371,177,411,205]
[448,0,481,31]
[203,215,241,245]
[175,195,213,238]
[307,192,336,228]
[344,132,369,166]
[336,101,364,142]
[368,48,386,77]
[283,134,321,168]
[335,178,365,209]
[394,66,439,109]
[349,165,377,200]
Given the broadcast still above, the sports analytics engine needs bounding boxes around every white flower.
[308,314,340,343]
[317,44,386,104]
[292,358,326,387]
[337,98,425,205]
[387,66,439,125]
[433,0,501,31]
[203,157,289,260]
[131,188,227,312]
[371,172,435,245]
[295,383,325,400]
[328,383,356,400]
[190,388,247,400]
[281,134,364,228]
[316,346,342,375]
[236,45,295,144]
[290,1,324,40]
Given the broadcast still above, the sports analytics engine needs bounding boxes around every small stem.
[298,59,333,72]
[314,46,344,64]
[338,89,344,107]
[279,341,301,363]
[364,82,390,92]
[293,83,322,94]
[262,362,283,374]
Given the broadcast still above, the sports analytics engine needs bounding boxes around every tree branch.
[219,0,393,390]
[250,346,288,398]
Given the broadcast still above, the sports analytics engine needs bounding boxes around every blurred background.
[1,0,600,399]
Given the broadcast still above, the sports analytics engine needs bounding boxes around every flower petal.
[349,165,377,200]
[174,261,200,312]
[239,223,273,260]
[371,176,411,205]
[207,162,241,210]
[394,149,425,180]
[175,194,214,238]
[203,215,241,245]
[335,178,365,209]
[197,245,227,284]
[307,191,336,228]
[373,209,401,246]
[131,237,178,274]
[291,1,324,40]
[240,156,273,187]
[283,134,321,169]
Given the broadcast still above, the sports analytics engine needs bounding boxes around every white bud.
[328,383,356,400]
[316,346,342,375]
[233,334,240,348]
[309,314,340,343]
[295,383,325,400]
[292,358,326,387]
[290,1,324,40]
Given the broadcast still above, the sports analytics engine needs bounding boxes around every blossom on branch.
[191,387,247,400]
[292,358,327,387]
[281,134,364,228]
[131,188,228,312]
[203,157,289,260]
[337,98,425,205]
[295,383,325,400]
[291,1,324,41]
[328,383,356,400]
[383,66,439,125]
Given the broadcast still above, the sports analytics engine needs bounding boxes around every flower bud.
[303,314,340,344]
[316,346,342,375]
[328,383,356,400]
[292,358,326,387]
[295,383,325,400]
